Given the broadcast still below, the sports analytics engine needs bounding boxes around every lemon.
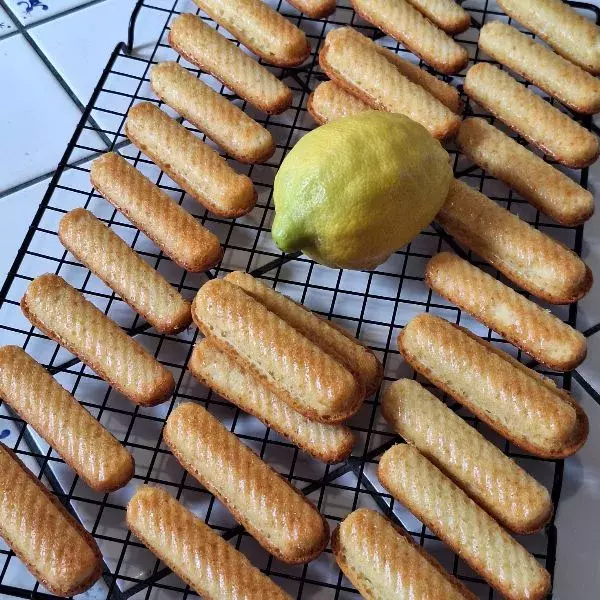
[272,111,453,270]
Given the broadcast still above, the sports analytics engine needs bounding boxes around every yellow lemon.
[272,111,453,270]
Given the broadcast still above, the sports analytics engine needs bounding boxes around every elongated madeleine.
[497,0,600,74]
[90,153,222,273]
[319,28,461,139]
[125,102,256,218]
[425,252,587,371]
[0,444,102,597]
[168,13,293,114]
[189,340,354,463]
[382,379,553,533]
[0,346,134,492]
[405,0,470,34]
[479,21,600,115]
[308,81,370,124]
[436,179,592,304]
[163,403,329,563]
[127,486,292,600]
[192,279,364,422]
[21,274,174,407]
[332,508,476,600]
[225,271,382,395]
[464,63,600,168]
[351,0,469,74]
[287,0,335,18]
[398,314,588,458]
[457,118,594,226]
[59,209,191,335]
[150,62,275,164]
[192,0,310,67]
[330,27,462,113]
[378,445,551,600]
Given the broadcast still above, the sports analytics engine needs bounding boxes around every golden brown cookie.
[398,313,588,458]
[308,81,371,124]
[319,27,461,139]
[127,486,292,600]
[457,118,594,226]
[163,402,330,563]
[192,278,364,423]
[351,0,469,74]
[405,0,470,34]
[168,13,293,114]
[332,508,476,599]
[225,271,382,395]
[189,339,354,463]
[0,346,134,492]
[286,0,336,18]
[90,152,223,273]
[125,102,256,218]
[150,62,275,164]
[479,21,600,115]
[464,63,600,168]
[425,252,587,371]
[59,208,191,334]
[0,444,102,597]
[21,274,174,406]
[192,0,310,67]
[378,445,551,600]
[436,178,592,304]
[382,378,553,533]
[498,0,600,74]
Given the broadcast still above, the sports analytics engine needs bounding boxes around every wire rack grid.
[0,0,598,598]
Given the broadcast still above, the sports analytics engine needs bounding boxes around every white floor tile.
[30,0,136,108]
[0,6,16,37]
[4,0,91,26]
[0,35,105,192]
[0,177,49,280]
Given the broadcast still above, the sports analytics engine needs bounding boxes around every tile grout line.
[0,139,132,201]
[0,0,115,149]
[0,0,113,40]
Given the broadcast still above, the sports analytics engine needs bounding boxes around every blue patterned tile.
[5,0,90,25]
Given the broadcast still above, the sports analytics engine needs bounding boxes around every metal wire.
[0,1,597,597]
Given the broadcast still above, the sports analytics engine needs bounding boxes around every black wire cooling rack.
[1,0,599,598]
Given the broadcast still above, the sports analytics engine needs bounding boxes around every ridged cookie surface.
[168,13,292,114]
[319,27,461,139]
[189,339,354,463]
[192,0,310,67]
[398,313,588,458]
[150,62,275,164]
[436,178,592,304]
[378,445,551,600]
[382,379,553,533]
[163,402,329,563]
[405,0,470,34]
[21,274,174,406]
[192,279,364,422]
[351,0,469,74]
[287,0,335,18]
[225,271,382,395]
[0,444,102,597]
[479,21,600,115]
[425,252,587,371]
[127,486,292,599]
[0,346,134,492]
[498,0,600,74]
[308,81,370,124]
[90,152,222,273]
[332,508,476,600]
[457,118,594,226]
[464,62,600,168]
[125,102,256,218]
[59,208,191,334]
